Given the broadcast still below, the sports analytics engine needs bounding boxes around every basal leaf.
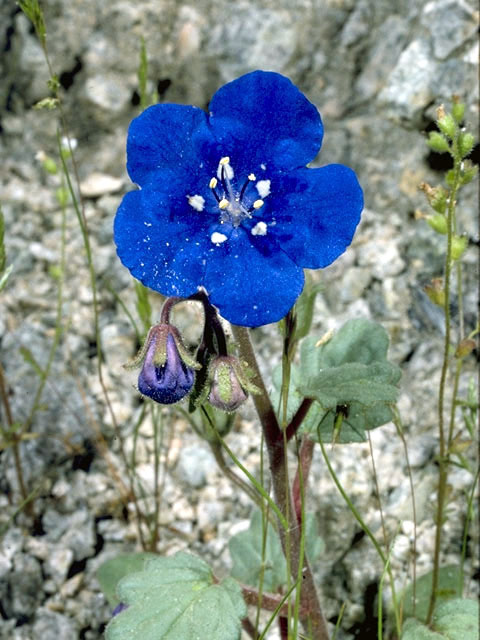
[97,552,157,606]
[399,565,462,623]
[105,552,246,640]
[229,510,286,592]
[401,598,479,640]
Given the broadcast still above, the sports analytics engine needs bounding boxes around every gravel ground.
[0,0,478,638]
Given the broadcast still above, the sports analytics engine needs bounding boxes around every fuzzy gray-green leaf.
[105,552,246,640]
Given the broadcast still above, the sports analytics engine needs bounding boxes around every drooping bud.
[458,132,475,159]
[424,278,445,307]
[455,338,476,359]
[125,324,200,405]
[451,96,465,124]
[204,356,260,412]
[426,214,448,234]
[451,235,467,261]
[419,182,448,214]
[436,106,456,140]
[427,131,449,153]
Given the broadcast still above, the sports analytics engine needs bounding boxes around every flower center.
[186,157,272,245]
[209,157,271,227]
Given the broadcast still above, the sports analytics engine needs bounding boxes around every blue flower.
[114,71,363,327]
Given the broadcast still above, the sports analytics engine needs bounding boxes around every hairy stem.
[232,325,330,640]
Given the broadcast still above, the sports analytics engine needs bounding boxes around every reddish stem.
[292,437,315,524]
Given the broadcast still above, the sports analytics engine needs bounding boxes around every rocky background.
[0,0,478,638]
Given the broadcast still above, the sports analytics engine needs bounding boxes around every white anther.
[211,232,228,244]
[260,163,266,170]
[219,198,230,210]
[209,177,218,189]
[251,221,267,236]
[256,179,271,198]
[248,173,256,181]
[217,158,234,180]
[253,199,264,210]
[187,194,205,211]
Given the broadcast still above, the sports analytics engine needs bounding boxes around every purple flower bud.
[207,356,258,412]
[112,602,128,617]
[137,325,196,405]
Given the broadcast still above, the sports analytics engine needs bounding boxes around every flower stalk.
[232,325,330,640]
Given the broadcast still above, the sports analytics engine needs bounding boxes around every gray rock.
[31,608,79,640]
[7,554,43,618]
[176,444,216,488]
[421,0,478,60]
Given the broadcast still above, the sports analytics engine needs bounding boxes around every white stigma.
[187,194,205,211]
[256,179,271,198]
[251,221,267,236]
[211,232,228,244]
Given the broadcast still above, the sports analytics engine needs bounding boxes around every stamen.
[219,198,230,210]
[211,232,228,244]
[187,195,205,211]
[248,173,256,181]
[209,177,218,189]
[256,179,271,198]
[251,221,267,236]
[219,156,230,165]
[252,199,264,210]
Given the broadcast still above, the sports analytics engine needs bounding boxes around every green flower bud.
[427,214,447,234]
[460,162,478,186]
[445,169,456,187]
[458,132,475,158]
[437,113,456,140]
[205,356,260,412]
[425,278,445,307]
[455,338,475,359]
[427,131,450,153]
[451,99,465,124]
[55,186,69,207]
[419,182,448,213]
[451,235,467,261]
[42,156,58,175]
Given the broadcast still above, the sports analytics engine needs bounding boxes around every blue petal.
[204,228,305,327]
[207,71,323,175]
[126,104,210,187]
[267,165,363,269]
[114,188,212,297]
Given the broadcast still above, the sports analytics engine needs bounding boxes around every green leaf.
[299,361,401,409]
[401,598,479,640]
[399,565,462,623]
[105,552,247,640]
[97,552,157,607]
[229,510,287,592]
[134,280,152,331]
[293,274,322,342]
[18,0,46,48]
[229,510,324,592]
[298,320,400,442]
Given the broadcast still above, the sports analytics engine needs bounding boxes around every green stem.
[427,150,462,624]
[232,325,330,640]
[318,437,401,637]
